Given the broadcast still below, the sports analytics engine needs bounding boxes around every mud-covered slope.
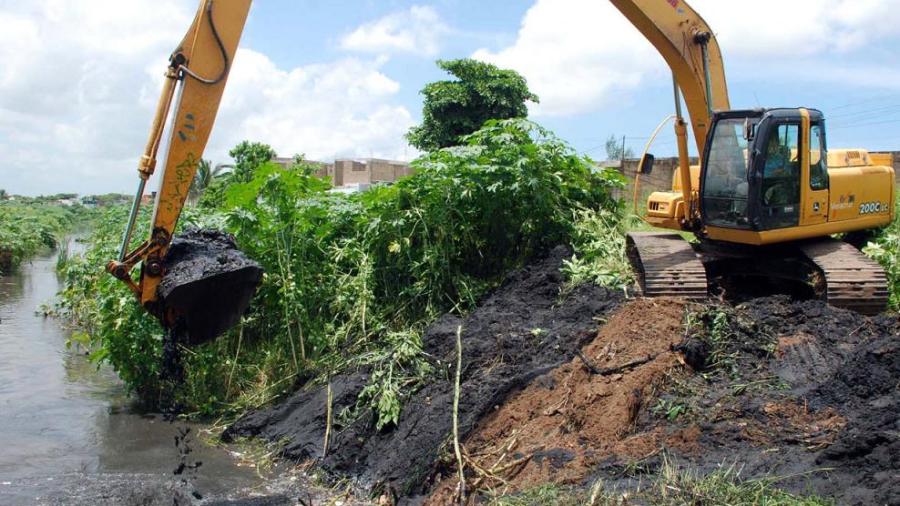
[426,298,691,503]
[225,246,624,497]
[600,296,900,506]
[422,295,899,505]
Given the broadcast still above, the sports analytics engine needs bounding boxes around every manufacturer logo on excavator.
[666,0,679,7]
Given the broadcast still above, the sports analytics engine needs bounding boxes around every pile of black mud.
[603,295,900,506]
[225,246,623,499]
[158,228,262,346]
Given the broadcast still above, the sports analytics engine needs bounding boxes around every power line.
[829,93,900,111]
[828,103,900,120]
[829,118,900,130]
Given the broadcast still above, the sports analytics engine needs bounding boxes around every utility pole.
[621,135,627,163]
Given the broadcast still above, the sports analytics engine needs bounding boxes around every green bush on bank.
[863,195,900,309]
[0,203,84,273]
[58,119,626,421]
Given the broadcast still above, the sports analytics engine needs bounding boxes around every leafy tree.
[199,142,276,208]
[0,189,7,201]
[406,59,539,151]
[604,134,634,161]
[287,153,322,177]
[188,160,231,205]
[229,141,277,183]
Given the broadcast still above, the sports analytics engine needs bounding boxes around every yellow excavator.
[108,0,893,344]
[611,0,893,314]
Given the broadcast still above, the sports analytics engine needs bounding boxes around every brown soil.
[427,298,689,503]
[225,249,900,506]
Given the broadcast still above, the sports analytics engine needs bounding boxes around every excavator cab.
[700,108,832,238]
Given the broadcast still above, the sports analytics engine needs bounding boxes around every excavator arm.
[609,0,730,154]
[107,0,252,314]
[609,0,730,224]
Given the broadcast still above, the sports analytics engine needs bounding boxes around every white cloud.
[0,0,193,196]
[0,1,415,196]
[340,5,448,56]
[695,0,900,57]
[473,0,900,118]
[209,49,414,163]
[472,0,663,117]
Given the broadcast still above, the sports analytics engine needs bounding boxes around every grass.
[488,457,832,506]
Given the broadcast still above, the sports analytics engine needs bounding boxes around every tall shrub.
[59,119,625,421]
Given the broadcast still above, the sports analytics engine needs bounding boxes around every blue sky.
[1,0,898,195]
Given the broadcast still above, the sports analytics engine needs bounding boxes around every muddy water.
[0,244,263,503]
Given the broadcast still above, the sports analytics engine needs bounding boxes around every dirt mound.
[227,274,900,504]
[225,246,623,498]
[422,294,900,505]
[593,296,900,506]
[426,298,688,503]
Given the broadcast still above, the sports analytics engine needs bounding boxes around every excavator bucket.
[156,229,262,346]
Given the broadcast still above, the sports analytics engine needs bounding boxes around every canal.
[0,244,265,504]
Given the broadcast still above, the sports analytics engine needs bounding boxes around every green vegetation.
[562,208,633,292]
[0,201,88,273]
[863,195,900,309]
[407,59,539,151]
[683,304,775,378]
[489,458,831,506]
[58,119,626,421]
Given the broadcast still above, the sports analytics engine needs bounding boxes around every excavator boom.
[609,0,730,155]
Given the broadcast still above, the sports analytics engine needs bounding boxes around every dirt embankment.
[224,246,624,499]
[227,248,900,505]
[661,297,900,505]
[425,298,690,503]
[481,295,899,506]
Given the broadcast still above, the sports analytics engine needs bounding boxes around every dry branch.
[575,348,657,375]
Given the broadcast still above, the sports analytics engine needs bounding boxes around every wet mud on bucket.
[157,229,262,346]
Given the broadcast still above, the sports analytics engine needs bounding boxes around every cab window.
[759,123,801,229]
[810,124,828,191]
[702,118,752,228]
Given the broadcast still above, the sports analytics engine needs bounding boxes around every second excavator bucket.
[155,229,262,346]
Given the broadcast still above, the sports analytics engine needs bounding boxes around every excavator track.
[800,239,888,315]
[627,232,708,300]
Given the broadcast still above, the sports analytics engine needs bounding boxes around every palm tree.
[188,160,233,205]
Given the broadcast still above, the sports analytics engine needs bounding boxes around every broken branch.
[575,348,657,376]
